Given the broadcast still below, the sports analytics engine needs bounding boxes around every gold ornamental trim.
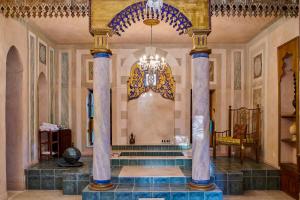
[143,19,160,26]
[88,183,115,191]
[188,182,216,191]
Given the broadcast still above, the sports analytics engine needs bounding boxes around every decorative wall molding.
[211,0,299,17]
[0,0,297,19]
[0,0,89,18]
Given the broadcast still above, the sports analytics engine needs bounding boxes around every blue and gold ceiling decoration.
[108,1,192,36]
[127,64,176,101]
[0,0,298,19]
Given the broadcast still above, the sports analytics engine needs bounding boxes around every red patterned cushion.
[233,124,247,139]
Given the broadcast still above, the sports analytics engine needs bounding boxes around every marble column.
[89,31,113,191]
[189,31,215,190]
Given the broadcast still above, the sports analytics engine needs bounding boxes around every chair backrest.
[228,105,261,142]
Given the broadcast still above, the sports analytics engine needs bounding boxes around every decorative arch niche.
[5,46,24,190]
[127,63,176,145]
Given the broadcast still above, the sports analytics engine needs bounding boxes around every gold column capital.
[189,29,211,55]
[90,28,112,56]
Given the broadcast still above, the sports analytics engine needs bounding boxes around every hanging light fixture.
[138,19,167,74]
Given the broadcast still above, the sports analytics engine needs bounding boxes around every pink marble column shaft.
[192,54,211,184]
[92,54,111,183]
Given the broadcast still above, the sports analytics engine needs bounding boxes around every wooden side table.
[39,130,60,161]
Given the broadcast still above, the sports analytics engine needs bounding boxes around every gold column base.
[90,48,112,56]
[188,182,216,191]
[190,48,211,56]
[88,183,115,191]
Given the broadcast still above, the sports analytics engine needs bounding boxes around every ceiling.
[28,16,276,45]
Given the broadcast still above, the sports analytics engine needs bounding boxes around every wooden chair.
[213,105,261,164]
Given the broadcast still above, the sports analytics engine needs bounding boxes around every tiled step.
[82,184,223,200]
[112,145,191,151]
[111,158,192,169]
[119,152,184,156]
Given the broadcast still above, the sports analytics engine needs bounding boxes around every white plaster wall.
[0,15,57,198]
[246,17,299,168]
[0,16,28,199]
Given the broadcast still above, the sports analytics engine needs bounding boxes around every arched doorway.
[5,46,24,190]
[37,73,49,126]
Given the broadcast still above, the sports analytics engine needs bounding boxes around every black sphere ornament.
[57,144,83,167]
[63,146,81,164]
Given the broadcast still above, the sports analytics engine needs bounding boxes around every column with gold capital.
[188,29,215,191]
[89,29,114,191]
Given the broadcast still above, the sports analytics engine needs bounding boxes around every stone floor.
[7,190,294,200]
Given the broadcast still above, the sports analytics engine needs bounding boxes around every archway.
[37,73,49,126]
[5,46,24,190]
[108,1,192,36]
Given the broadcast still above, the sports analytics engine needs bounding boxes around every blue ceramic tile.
[153,177,169,184]
[28,176,40,189]
[54,169,66,176]
[184,159,192,169]
[41,176,54,190]
[132,192,151,200]
[171,192,188,200]
[252,177,266,190]
[185,177,192,183]
[166,160,175,166]
[78,174,90,181]
[82,191,99,200]
[55,177,63,190]
[63,181,77,195]
[101,192,114,200]
[228,173,243,181]
[133,186,151,191]
[152,185,170,191]
[228,181,243,195]
[64,174,77,181]
[28,170,40,176]
[115,192,132,200]
[243,177,252,190]
[116,184,134,191]
[120,159,129,166]
[170,177,186,184]
[138,160,146,166]
[112,159,119,166]
[119,177,134,184]
[78,181,89,194]
[135,177,152,185]
[129,160,137,165]
[41,169,54,176]
[252,170,266,177]
[242,170,252,177]
[170,185,190,191]
[111,177,119,184]
[267,170,280,177]
[204,190,223,200]
[152,192,170,200]
[267,177,280,190]
[215,173,227,181]
[189,191,204,200]
[215,181,228,195]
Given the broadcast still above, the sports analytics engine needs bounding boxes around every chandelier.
[138,19,167,73]
[146,0,164,13]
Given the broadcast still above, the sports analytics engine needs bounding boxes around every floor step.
[112,145,191,151]
[82,184,223,200]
